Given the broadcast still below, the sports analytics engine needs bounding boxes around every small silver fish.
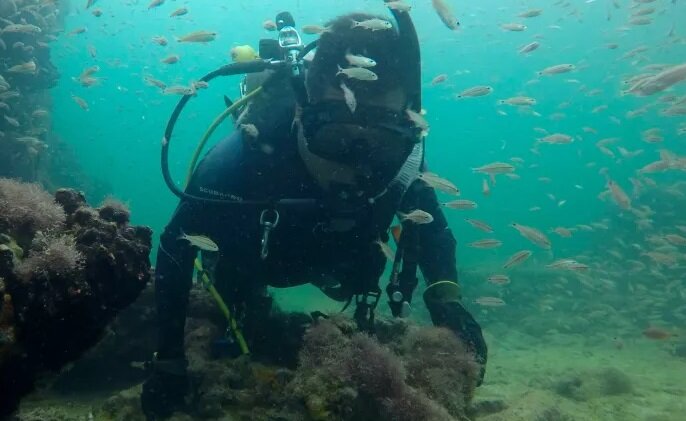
[339,82,357,114]
[417,172,460,196]
[406,109,429,136]
[456,85,493,98]
[386,1,412,12]
[399,209,434,225]
[350,18,392,31]
[177,31,216,43]
[431,0,460,30]
[474,296,506,307]
[345,50,376,68]
[538,64,576,76]
[336,65,378,81]
[442,199,478,210]
[375,239,395,261]
[501,23,527,31]
[177,231,219,251]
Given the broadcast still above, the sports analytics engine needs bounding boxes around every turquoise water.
[39,0,686,418]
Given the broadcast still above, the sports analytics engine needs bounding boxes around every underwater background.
[2,0,686,419]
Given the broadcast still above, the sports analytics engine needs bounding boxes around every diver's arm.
[401,179,488,383]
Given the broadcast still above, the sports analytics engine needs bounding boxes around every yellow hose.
[194,258,249,355]
[184,86,263,187]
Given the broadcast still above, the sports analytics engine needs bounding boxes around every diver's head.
[298,12,420,196]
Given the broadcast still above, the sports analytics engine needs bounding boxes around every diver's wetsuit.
[153,110,458,362]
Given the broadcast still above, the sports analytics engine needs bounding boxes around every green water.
[41,0,686,418]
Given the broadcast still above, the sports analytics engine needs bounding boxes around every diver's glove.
[140,354,189,421]
[423,281,488,385]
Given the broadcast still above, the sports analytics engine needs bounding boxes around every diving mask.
[301,102,420,171]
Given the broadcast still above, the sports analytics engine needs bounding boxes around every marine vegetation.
[0,178,152,416]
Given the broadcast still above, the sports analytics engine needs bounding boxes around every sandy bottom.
[473,330,686,421]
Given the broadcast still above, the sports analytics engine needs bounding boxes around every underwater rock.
[553,367,633,401]
[0,179,152,416]
[288,318,478,421]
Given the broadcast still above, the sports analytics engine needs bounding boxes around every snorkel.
[160,7,421,207]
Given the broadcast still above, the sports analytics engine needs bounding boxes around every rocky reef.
[0,178,152,416]
[15,289,480,421]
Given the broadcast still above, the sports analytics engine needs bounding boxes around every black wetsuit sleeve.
[400,179,458,285]
[154,201,198,359]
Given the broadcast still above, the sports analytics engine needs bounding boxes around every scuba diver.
[141,8,487,420]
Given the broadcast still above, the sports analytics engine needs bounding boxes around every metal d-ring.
[259,209,280,260]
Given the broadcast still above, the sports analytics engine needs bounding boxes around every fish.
[498,96,536,106]
[487,275,510,285]
[239,123,259,138]
[518,9,543,18]
[607,179,631,210]
[336,65,378,81]
[474,297,506,307]
[177,31,216,43]
[386,1,412,12]
[71,95,89,111]
[91,9,102,17]
[148,0,165,10]
[538,64,576,76]
[1,24,41,34]
[456,85,493,98]
[442,199,478,210]
[503,250,532,269]
[68,27,87,36]
[468,239,502,249]
[177,231,219,252]
[518,41,540,54]
[143,76,167,89]
[431,0,460,31]
[624,63,686,97]
[664,234,686,246]
[538,133,573,145]
[465,219,493,233]
[339,82,356,114]
[399,209,434,225]
[163,85,196,96]
[345,50,376,68]
[351,18,392,31]
[405,109,429,136]
[482,178,491,196]
[3,115,19,127]
[301,25,329,35]
[32,109,50,118]
[192,81,209,90]
[80,65,100,79]
[629,16,652,25]
[8,61,37,74]
[152,36,168,46]
[170,7,188,17]
[262,20,277,31]
[643,326,676,340]
[417,172,460,196]
[472,162,515,175]
[375,239,395,261]
[552,227,573,238]
[511,223,551,249]
[86,0,98,9]
[501,23,527,31]
[431,74,448,85]
[161,54,180,64]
